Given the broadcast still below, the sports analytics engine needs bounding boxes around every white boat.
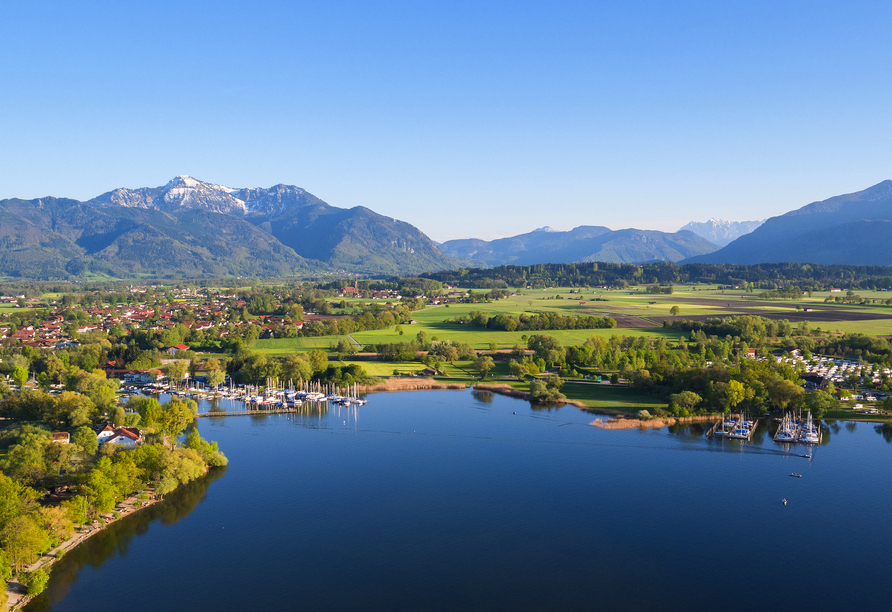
[799,412,819,444]
[774,412,797,442]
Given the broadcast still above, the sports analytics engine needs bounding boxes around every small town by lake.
[24,389,892,612]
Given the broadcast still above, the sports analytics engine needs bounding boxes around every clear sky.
[2,1,891,242]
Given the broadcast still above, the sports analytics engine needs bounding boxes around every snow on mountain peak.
[90,176,316,218]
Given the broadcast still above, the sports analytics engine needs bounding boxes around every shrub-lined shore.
[0,388,227,611]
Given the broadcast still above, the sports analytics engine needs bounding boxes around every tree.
[282,355,313,384]
[163,360,188,383]
[336,339,357,356]
[157,400,197,447]
[37,506,74,541]
[1,432,50,484]
[112,406,126,427]
[11,366,28,390]
[767,379,805,411]
[0,515,49,573]
[527,335,562,363]
[307,350,329,374]
[669,306,680,316]
[0,548,11,581]
[669,391,702,416]
[57,391,97,428]
[509,359,526,380]
[24,567,49,595]
[72,426,99,455]
[474,356,495,378]
[128,397,162,429]
[529,376,566,402]
[206,368,226,388]
[804,390,836,419]
[716,380,747,411]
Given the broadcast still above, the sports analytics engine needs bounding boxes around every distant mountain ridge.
[684,180,892,266]
[679,218,764,247]
[0,176,475,279]
[439,225,719,266]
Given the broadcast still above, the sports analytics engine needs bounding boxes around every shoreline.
[590,415,720,430]
[5,489,164,611]
[358,377,470,394]
[473,382,589,409]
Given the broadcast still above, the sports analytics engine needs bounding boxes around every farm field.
[247,284,892,356]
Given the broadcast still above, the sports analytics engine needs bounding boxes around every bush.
[637,410,652,420]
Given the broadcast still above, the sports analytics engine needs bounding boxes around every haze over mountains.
[684,180,892,266]
[679,218,764,247]
[438,226,719,266]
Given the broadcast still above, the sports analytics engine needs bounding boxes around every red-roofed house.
[97,425,143,448]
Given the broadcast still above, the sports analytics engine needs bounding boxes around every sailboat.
[798,411,819,444]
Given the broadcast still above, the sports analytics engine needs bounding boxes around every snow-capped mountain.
[90,175,313,218]
[0,175,474,278]
[678,218,764,247]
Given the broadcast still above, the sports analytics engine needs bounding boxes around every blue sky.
[2,0,890,241]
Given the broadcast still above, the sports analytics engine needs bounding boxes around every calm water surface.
[26,390,892,612]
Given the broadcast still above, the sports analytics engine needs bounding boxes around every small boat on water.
[789,473,802,478]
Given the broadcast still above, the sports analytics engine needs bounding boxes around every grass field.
[486,379,667,413]
[253,336,347,353]
[350,324,677,350]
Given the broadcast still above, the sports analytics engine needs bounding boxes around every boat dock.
[709,414,759,440]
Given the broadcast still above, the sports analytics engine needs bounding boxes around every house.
[52,432,71,444]
[97,425,143,448]
[745,349,757,359]
[166,343,190,355]
[829,288,842,293]
[123,370,159,384]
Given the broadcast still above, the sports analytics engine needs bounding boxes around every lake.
[25,389,892,612]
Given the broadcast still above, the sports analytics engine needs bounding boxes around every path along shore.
[5,489,163,611]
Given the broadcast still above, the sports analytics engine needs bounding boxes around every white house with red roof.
[97,425,143,448]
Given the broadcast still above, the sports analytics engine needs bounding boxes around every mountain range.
[0,176,474,280]
[3,177,891,280]
[438,226,719,266]
[685,180,892,266]
[679,218,764,247]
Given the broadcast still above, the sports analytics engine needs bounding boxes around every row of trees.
[422,261,892,291]
[454,311,616,332]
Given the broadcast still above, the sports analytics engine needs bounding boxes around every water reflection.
[529,401,564,412]
[24,467,226,612]
[471,389,495,405]
[875,423,892,443]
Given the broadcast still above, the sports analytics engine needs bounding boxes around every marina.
[708,413,759,440]
[137,378,369,412]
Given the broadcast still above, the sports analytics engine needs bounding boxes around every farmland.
[253,284,892,355]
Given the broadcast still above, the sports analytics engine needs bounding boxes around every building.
[97,425,143,448]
